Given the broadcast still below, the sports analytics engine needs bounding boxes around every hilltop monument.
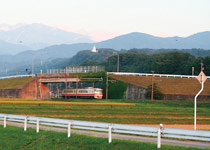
[91,45,98,53]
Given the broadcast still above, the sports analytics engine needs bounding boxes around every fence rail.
[108,72,210,79]
[1,114,210,148]
[1,72,210,80]
[47,66,105,74]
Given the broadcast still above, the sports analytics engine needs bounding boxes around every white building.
[91,45,98,53]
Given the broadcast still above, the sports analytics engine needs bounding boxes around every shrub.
[146,83,163,100]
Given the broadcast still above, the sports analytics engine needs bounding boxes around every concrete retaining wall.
[0,78,50,99]
[124,84,210,100]
[19,78,38,99]
[125,84,146,100]
[0,89,21,98]
[39,83,50,99]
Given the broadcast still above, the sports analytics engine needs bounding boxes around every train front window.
[95,90,102,93]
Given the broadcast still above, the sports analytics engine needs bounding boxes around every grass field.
[0,98,210,128]
[0,77,34,89]
[0,126,205,150]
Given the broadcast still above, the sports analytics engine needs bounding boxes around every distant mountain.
[0,43,94,76]
[13,43,94,63]
[95,31,210,50]
[1,24,209,55]
[0,40,29,55]
[0,23,94,51]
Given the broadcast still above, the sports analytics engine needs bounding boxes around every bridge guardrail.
[1,72,210,80]
[0,74,35,80]
[1,114,210,148]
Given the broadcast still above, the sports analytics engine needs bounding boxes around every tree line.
[105,51,210,76]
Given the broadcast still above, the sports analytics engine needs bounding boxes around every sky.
[0,0,210,41]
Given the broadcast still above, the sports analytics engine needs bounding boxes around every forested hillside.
[50,48,210,76]
[72,50,209,76]
[1,48,210,76]
[105,51,210,75]
[68,48,117,65]
[127,48,210,57]
[26,49,210,76]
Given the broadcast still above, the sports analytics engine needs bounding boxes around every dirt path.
[0,121,209,149]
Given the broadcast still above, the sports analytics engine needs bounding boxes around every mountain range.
[0,23,209,56]
[0,40,29,55]
[95,31,210,50]
[0,23,210,76]
[0,23,93,53]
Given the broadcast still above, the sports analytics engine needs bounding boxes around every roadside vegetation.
[0,126,205,150]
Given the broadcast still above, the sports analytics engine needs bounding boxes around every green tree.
[146,83,163,100]
[151,51,196,75]
[108,80,127,99]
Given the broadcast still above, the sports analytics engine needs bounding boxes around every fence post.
[4,116,6,128]
[24,116,27,131]
[108,125,112,143]
[36,118,39,133]
[68,121,71,138]
[157,124,163,149]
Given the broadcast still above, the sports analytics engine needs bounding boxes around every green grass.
[0,77,34,89]
[0,126,206,150]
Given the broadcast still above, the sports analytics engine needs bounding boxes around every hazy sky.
[0,0,209,41]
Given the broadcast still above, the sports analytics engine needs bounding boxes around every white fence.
[108,72,210,79]
[1,114,210,149]
[47,66,105,74]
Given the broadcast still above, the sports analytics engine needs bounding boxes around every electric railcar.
[62,87,103,99]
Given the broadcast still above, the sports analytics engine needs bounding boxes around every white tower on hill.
[91,45,98,53]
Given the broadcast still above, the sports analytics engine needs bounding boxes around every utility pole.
[32,56,34,75]
[201,62,204,71]
[151,71,155,101]
[76,76,78,99]
[117,54,119,72]
[106,72,109,100]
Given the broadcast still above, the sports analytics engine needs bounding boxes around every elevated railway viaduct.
[0,73,80,99]
[0,72,210,100]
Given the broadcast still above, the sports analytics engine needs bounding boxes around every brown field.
[0,100,135,106]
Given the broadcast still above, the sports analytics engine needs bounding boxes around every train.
[62,87,103,99]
